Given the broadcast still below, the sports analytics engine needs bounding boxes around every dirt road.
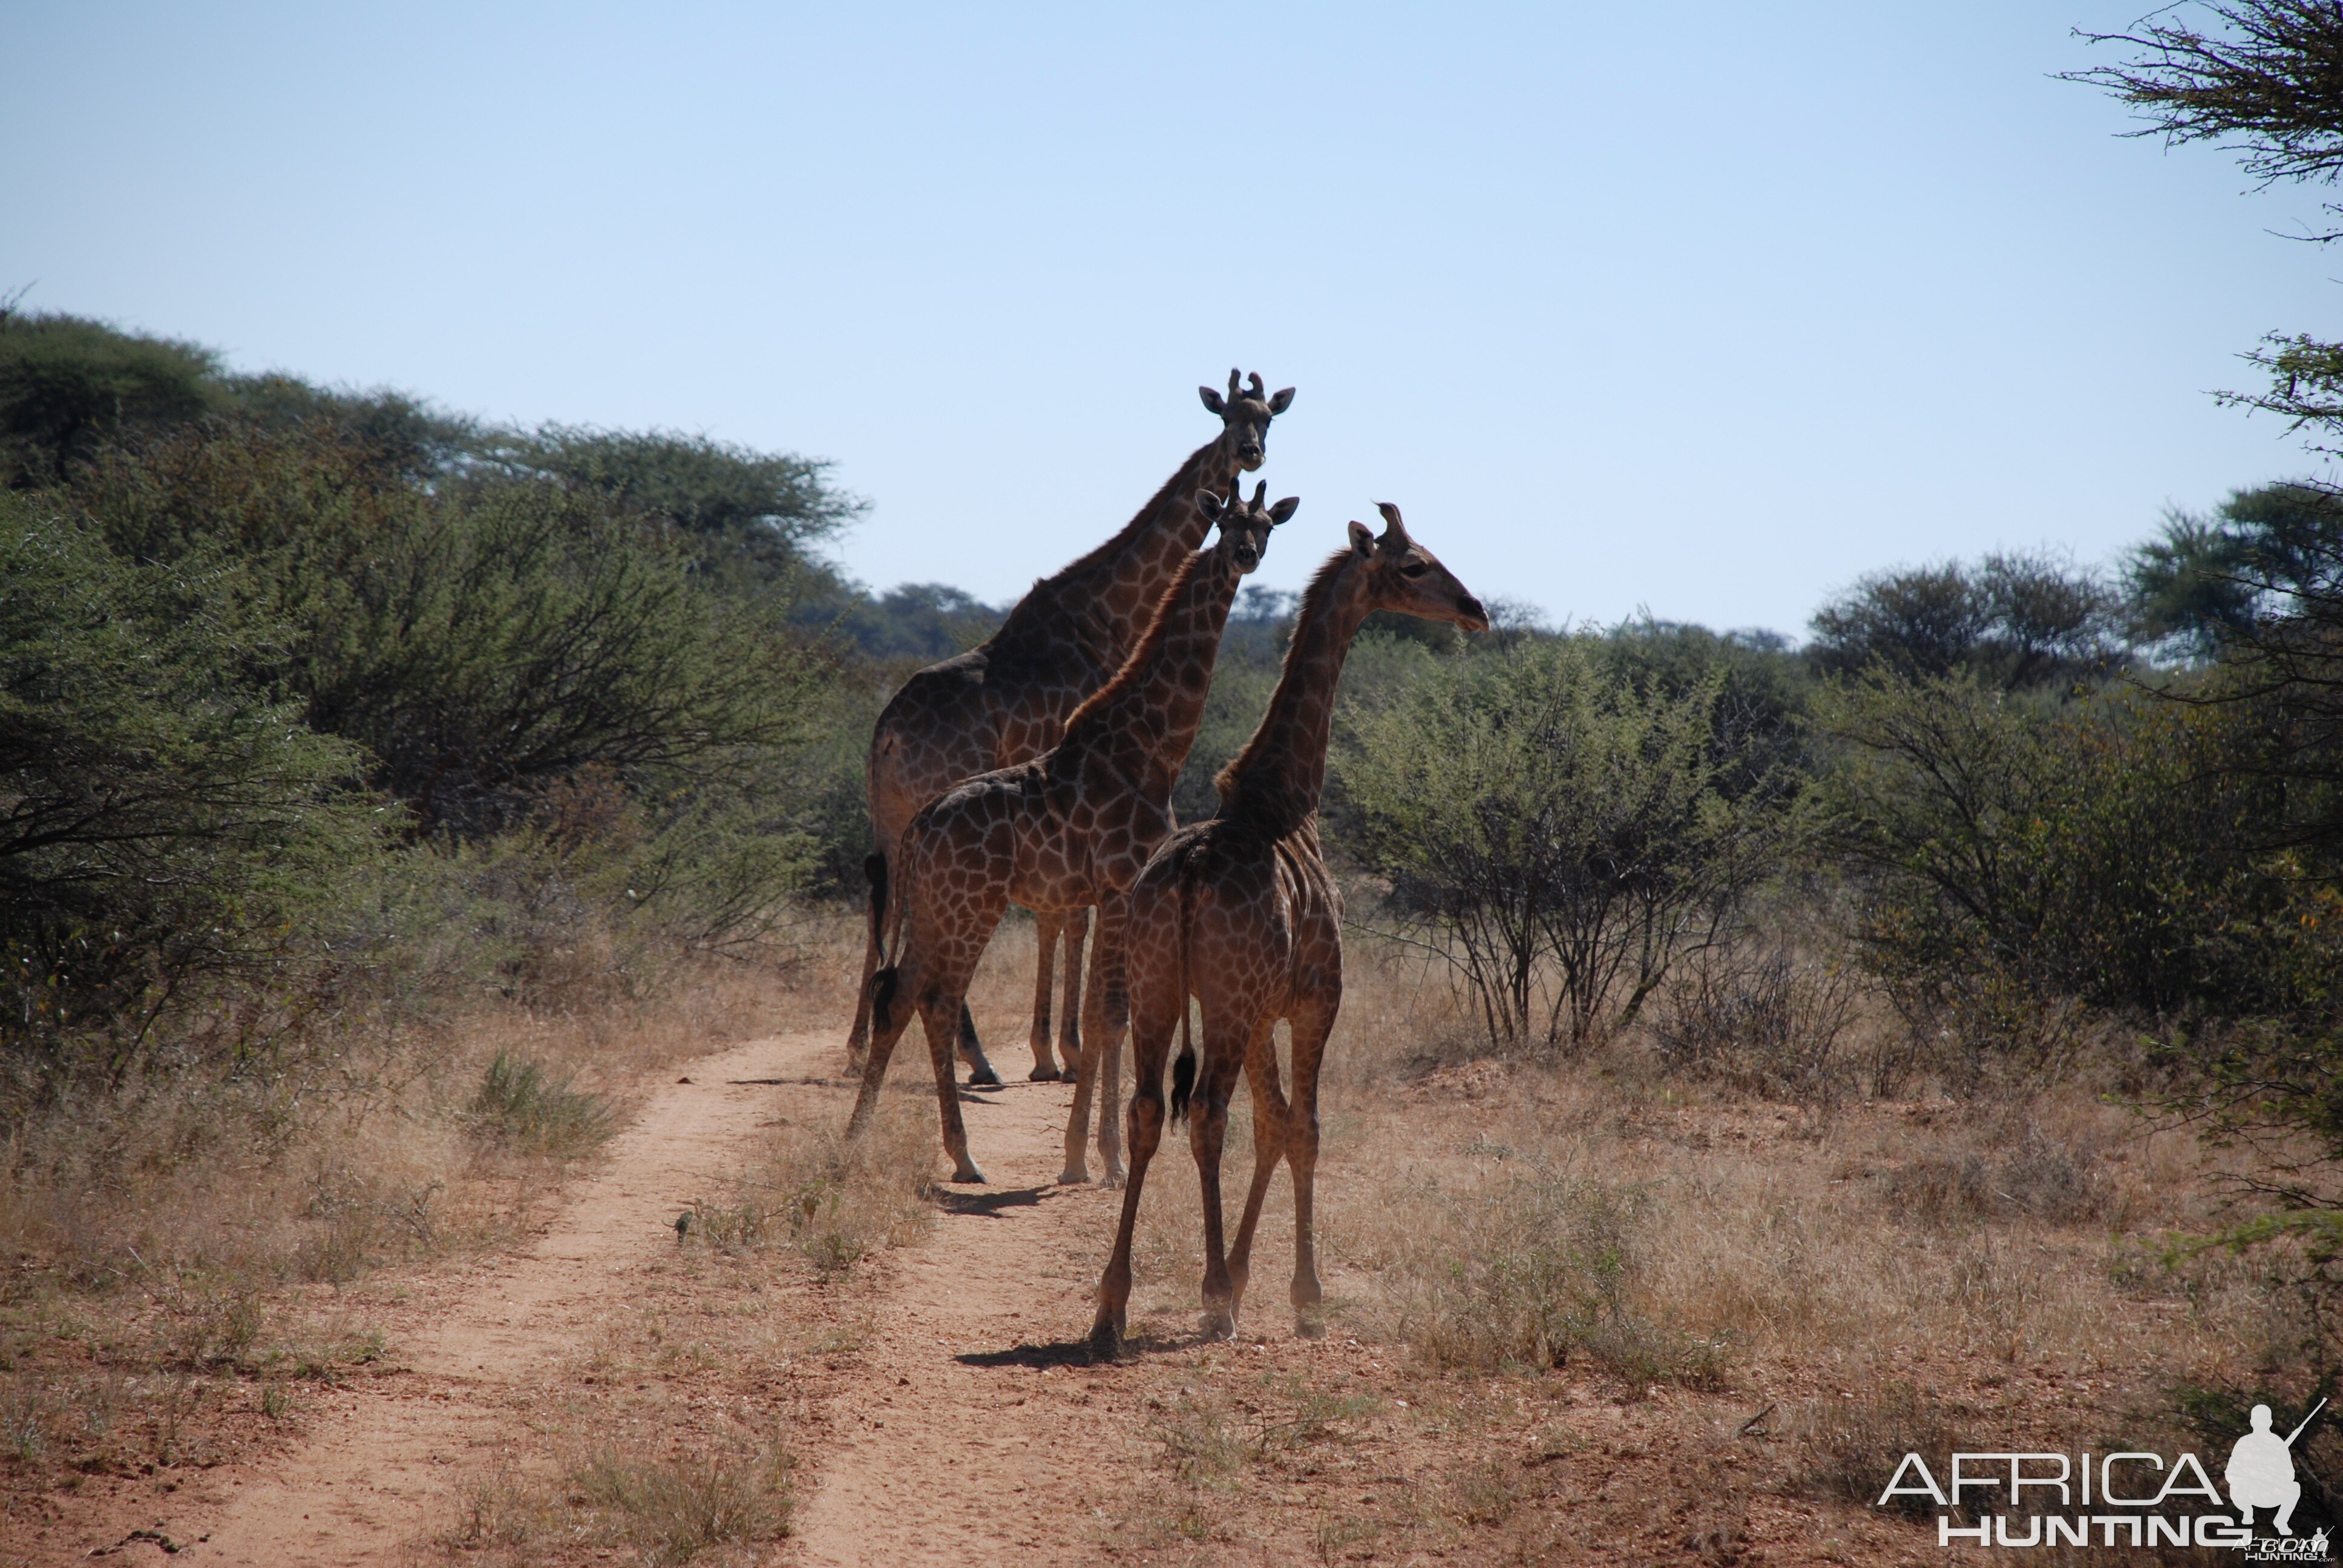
[74,1029,1148,1567]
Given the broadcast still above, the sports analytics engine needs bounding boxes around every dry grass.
[683,1093,936,1272]
[1089,925,2309,1562]
[0,942,802,1520]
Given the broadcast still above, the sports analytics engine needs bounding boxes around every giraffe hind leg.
[957,1001,1001,1087]
[1026,910,1064,1081]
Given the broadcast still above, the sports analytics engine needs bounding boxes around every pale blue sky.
[6,3,2337,635]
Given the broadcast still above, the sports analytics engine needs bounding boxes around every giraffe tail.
[1168,845,1201,1122]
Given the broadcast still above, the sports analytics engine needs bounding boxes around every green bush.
[0,492,390,1089]
[1815,671,2293,1079]
[1339,637,1793,1047]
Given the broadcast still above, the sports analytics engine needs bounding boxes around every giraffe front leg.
[844,855,888,1073]
[1026,911,1063,1081]
[1057,905,1088,1084]
[922,988,985,1184]
[1091,1074,1166,1360]
[1080,895,1132,1187]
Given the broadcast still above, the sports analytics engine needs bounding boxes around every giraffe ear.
[1348,520,1376,557]
[1268,387,1294,415]
[1198,488,1228,521]
[1199,385,1228,416]
[1268,496,1299,526]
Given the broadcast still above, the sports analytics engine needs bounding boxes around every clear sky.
[7,3,2338,636]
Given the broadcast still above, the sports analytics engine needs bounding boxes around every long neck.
[1063,546,1244,797]
[1214,554,1372,837]
[994,436,1236,666]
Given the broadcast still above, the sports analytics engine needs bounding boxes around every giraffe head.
[1344,501,1489,632]
[1198,479,1298,576]
[1197,368,1295,472]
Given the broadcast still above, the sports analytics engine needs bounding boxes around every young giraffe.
[847,486,1295,1183]
[1092,504,1486,1356]
[848,371,1294,1086]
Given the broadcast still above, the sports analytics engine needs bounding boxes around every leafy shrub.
[0,493,390,1089]
[1340,638,1793,1047]
[1816,671,2296,1082]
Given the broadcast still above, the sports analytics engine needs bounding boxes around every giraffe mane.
[1006,439,1223,615]
[1059,546,1211,735]
[1211,547,1357,806]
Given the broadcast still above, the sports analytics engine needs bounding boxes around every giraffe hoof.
[965,1066,1003,1088]
[1088,1317,1124,1362]
[1199,1308,1236,1342]
[1056,1165,1090,1186]
[951,1161,986,1184]
[1027,1063,1063,1082]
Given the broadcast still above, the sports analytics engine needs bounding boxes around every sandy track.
[70,1029,1145,1567]
[785,1073,1140,1567]
[135,1031,841,1566]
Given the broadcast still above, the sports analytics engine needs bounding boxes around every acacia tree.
[2068,3,2343,437]
[1340,641,1788,1047]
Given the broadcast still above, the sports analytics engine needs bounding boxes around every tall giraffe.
[847,485,1296,1183]
[1091,504,1486,1357]
[848,370,1294,1085]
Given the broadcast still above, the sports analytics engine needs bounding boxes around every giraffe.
[1091,503,1487,1357]
[848,370,1295,1087]
[847,485,1296,1183]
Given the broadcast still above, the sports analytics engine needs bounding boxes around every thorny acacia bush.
[1339,638,1794,1048]
[1652,943,1863,1105]
[1814,671,2324,1089]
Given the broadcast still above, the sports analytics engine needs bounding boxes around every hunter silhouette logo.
[1877,1396,2330,1552]
[2229,1399,2320,1537]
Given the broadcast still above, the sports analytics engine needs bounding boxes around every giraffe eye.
[1400,561,1428,579]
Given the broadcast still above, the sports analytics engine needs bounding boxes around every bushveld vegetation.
[15,74,2343,1538]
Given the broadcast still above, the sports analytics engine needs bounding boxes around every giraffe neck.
[988,437,1236,667]
[1212,550,1373,838]
[1061,544,1245,799]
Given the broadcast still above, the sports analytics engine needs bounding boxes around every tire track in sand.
[92,1031,1152,1567]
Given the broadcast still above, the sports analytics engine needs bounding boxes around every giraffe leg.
[1190,1014,1251,1342]
[1090,958,1176,1359]
[844,852,886,1073]
[845,956,913,1142]
[957,1002,1001,1087]
[1026,912,1063,1082]
[1226,1016,1292,1320]
[1056,905,1089,1085]
[1092,896,1130,1186]
[1063,895,1128,1186]
[922,986,986,1184]
[1284,990,1339,1328]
